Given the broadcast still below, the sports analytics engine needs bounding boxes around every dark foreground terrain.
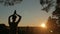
[0,24,60,34]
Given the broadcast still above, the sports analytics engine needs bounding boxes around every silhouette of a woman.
[8,10,21,34]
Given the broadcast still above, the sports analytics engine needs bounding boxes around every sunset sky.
[0,0,55,26]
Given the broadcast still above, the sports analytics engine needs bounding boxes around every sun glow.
[40,23,46,28]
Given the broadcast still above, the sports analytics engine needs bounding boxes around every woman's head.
[12,15,17,22]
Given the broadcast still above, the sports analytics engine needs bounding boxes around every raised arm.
[8,15,12,25]
[16,14,22,24]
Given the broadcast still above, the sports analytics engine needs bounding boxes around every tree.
[40,0,60,33]
[40,0,60,26]
[0,0,23,6]
[52,0,60,25]
[40,0,55,12]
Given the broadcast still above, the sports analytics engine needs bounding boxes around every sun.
[40,23,46,28]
